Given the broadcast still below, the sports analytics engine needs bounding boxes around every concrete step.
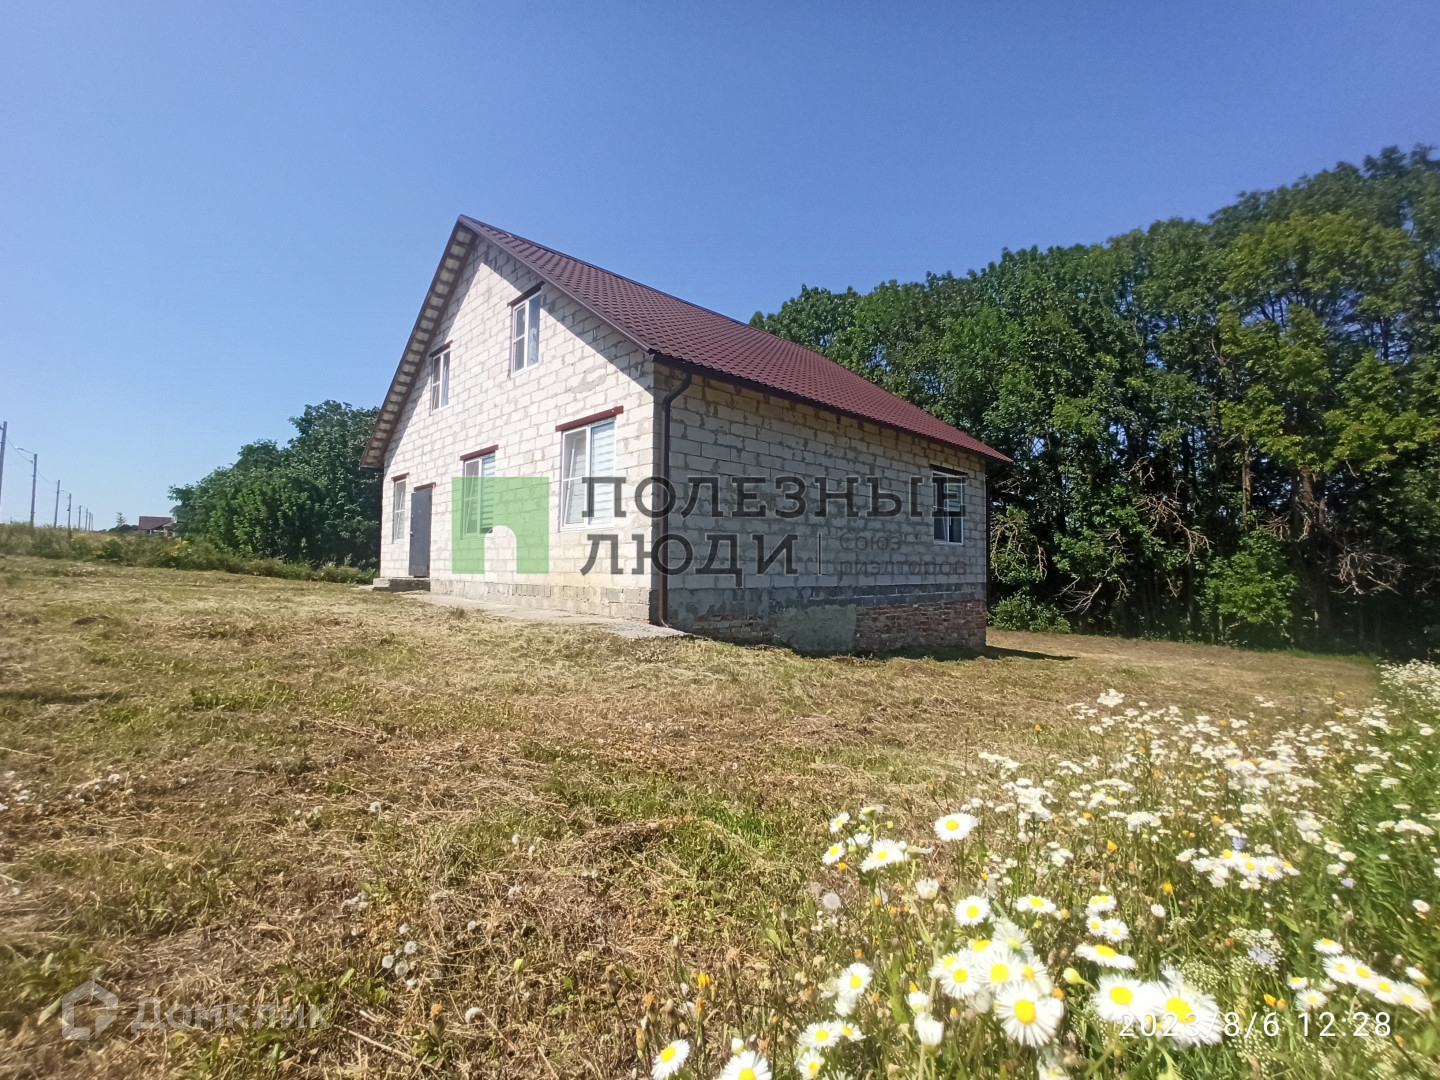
[372,577,431,593]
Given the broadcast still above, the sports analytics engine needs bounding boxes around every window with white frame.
[459,452,496,537]
[932,467,965,544]
[429,349,450,410]
[391,479,408,542]
[560,419,615,527]
[510,292,542,372]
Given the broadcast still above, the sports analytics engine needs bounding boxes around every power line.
[2,423,93,530]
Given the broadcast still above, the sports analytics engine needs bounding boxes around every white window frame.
[429,349,450,410]
[932,467,965,545]
[459,452,496,538]
[391,479,408,542]
[510,292,542,373]
[559,419,616,529]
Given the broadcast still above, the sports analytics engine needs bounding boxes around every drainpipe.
[655,362,693,628]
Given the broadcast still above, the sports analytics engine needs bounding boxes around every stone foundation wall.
[691,595,986,654]
[432,577,651,622]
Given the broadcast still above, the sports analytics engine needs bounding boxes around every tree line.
[170,401,381,568]
[752,146,1440,654]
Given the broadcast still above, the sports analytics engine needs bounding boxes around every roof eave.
[360,220,481,470]
[651,354,1011,464]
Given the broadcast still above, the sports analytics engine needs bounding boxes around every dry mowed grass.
[0,556,1376,1078]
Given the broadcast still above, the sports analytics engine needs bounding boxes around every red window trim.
[390,473,409,481]
[460,445,499,462]
[412,482,436,491]
[556,406,624,433]
[508,283,543,308]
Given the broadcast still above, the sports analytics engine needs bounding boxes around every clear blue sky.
[2,1,1437,526]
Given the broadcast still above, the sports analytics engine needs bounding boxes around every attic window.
[511,292,542,372]
[429,349,450,410]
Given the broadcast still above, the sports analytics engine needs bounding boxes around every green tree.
[170,401,380,567]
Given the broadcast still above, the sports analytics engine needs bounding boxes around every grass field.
[0,555,1399,1078]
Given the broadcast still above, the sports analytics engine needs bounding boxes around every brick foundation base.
[692,598,986,654]
[852,598,986,653]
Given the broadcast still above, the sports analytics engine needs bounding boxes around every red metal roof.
[461,217,1007,462]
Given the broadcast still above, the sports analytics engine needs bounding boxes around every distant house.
[137,516,175,536]
[362,217,1007,653]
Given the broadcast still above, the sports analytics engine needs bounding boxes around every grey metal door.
[408,485,432,577]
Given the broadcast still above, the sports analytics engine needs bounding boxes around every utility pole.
[53,479,60,527]
[28,451,37,527]
[67,493,73,537]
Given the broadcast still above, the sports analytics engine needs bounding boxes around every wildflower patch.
[640,671,1440,1079]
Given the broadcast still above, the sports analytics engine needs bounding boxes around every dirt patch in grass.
[0,556,1376,1077]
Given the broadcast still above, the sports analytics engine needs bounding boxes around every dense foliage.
[0,523,375,583]
[170,401,381,568]
[753,147,1440,654]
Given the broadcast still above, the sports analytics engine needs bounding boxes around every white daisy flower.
[934,812,979,842]
[1016,894,1057,916]
[1094,975,1158,1026]
[1350,960,1380,992]
[931,953,977,999]
[955,895,991,926]
[1394,983,1433,1014]
[793,1049,823,1079]
[860,838,908,872]
[829,812,851,834]
[1098,689,1124,708]
[719,1050,771,1080]
[1085,893,1117,915]
[1098,918,1130,943]
[1150,904,1166,918]
[652,1039,690,1080]
[1415,899,1432,916]
[836,1020,864,1041]
[1157,976,1221,1046]
[1373,976,1402,1005]
[1018,957,1053,992]
[915,877,940,900]
[1313,938,1344,956]
[1324,955,1359,984]
[1296,988,1328,1012]
[837,962,873,997]
[992,918,1032,955]
[907,988,931,1013]
[913,1012,944,1047]
[978,946,1025,990]
[1075,943,1137,970]
[994,981,1064,1047]
[822,842,845,865]
[797,1022,839,1051]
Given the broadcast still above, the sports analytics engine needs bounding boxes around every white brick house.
[362,218,1008,652]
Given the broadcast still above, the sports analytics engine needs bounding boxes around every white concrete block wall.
[661,371,988,624]
[378,240,656,619]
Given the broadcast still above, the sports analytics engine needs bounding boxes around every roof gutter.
[653,362,692,628]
